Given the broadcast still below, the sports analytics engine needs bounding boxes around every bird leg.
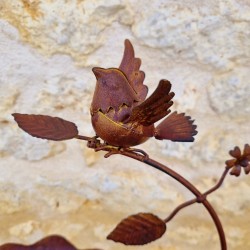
[93,144,149,161]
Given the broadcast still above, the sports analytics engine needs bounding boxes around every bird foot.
[94,145,120,158]
[93,145,149,161]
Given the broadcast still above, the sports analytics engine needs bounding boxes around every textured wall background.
[0,0,250,249]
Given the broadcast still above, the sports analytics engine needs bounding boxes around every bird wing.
[126,80,175,126]
[119,39,148,101]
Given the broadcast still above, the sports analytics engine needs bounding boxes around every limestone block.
[132,0,250,70]
[207,67,250,117]
[0,0,134,63]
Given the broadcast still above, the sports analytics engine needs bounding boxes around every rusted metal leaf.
[0,235,103,250]
[0,235,77,250]
[107,213,166,245]
[12,113,78,141]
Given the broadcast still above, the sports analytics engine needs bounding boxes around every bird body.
[90,40,197,147]
[91,110,153,147]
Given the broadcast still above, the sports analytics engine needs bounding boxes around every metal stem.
[164,167,230,223]
[203,167,229,197]
[164,197,197,223]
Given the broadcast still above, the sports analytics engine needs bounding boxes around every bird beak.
[92,67,106,79]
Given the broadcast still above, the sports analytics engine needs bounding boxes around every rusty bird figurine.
[12,39,197,155]
[90,39,197,148]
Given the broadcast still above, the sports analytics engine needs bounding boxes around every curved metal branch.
[119,152,227,250]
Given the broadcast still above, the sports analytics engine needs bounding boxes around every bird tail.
[154,111,198,142]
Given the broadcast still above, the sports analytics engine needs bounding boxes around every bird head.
[92,67,128,91]
[91,67,139,113]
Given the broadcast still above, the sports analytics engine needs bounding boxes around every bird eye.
[102,79,107,85]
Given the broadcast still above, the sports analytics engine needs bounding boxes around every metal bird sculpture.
[11,40,202,247]
[90,39,197,148]
[12,39,197,156]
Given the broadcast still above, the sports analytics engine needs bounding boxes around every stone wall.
[0,1,249,249]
